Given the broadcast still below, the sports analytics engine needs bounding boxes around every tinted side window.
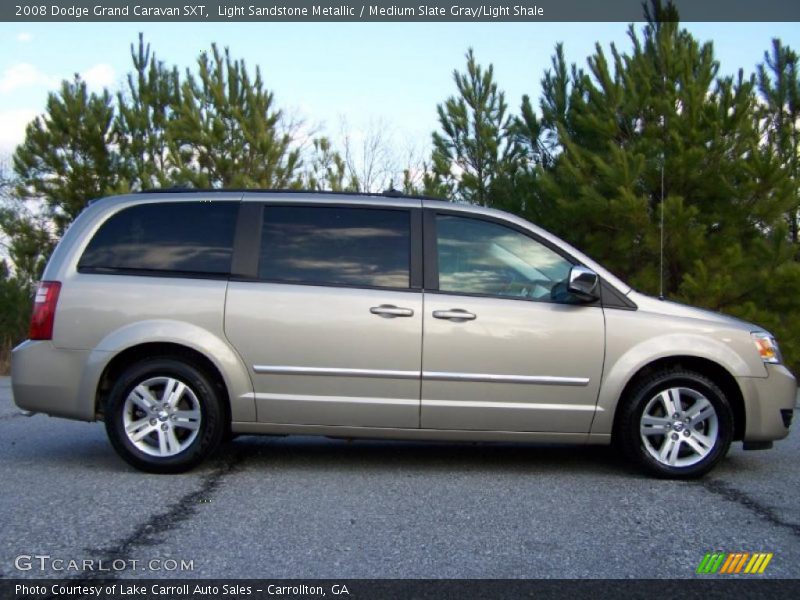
[259,206,410,289]
[79,202,239,275]
[436,215,572,301]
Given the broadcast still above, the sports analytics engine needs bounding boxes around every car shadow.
[4,416,638,478]
[217,435,638,479]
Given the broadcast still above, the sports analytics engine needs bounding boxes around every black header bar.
[4,1,799,22]
[4,579,800,600]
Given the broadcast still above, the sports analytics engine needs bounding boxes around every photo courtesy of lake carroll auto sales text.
[1,0,799,598]
[16,583,350,597]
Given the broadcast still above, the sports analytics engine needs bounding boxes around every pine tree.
[13,76,121,234]
[0,160,51,372]
[167,44,300,188]
[301,137,348,191]
[429,48,521,208]
[115,34,182,190]
[521,0,799,370]
[0,257,32,372]
[529,2,778,290]
[757,39,800,245]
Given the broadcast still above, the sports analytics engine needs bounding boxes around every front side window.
[436,215,572,301]
[78,202,239,275]
[259,206,411,289]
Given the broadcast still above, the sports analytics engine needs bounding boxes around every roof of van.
[137,187,448,203]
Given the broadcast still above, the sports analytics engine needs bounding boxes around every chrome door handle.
[432,309,476,321]
[370,304,414,318]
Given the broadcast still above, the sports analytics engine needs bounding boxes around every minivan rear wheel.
[617,369,733,479]
[104,358,224,473]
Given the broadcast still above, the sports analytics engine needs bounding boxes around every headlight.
[751,332,782,364]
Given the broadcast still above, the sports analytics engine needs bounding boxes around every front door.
[421,212,605,432]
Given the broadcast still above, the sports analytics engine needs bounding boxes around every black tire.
[104,358,225,474]
[222,430,240,443]
[616,368,734,479]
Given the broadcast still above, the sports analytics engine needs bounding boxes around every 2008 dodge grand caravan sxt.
[11,190,797,477]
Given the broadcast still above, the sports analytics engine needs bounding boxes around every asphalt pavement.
[1,376,798,580]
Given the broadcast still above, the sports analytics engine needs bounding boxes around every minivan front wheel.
[617,369,733,478]
[104,359,224,473]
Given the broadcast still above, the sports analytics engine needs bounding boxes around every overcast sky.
[1,21,798,159]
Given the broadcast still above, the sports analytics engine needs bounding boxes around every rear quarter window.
[78,202,239,276]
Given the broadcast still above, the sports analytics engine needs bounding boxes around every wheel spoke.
[157,428,169,455]
[667,438,682,465]
[685,435,711,456]
[692,431,715,450]
[166,427,181,454]
[641,415,671,436]
[686,398,715,427]
[658,437,675,462]
[126,417,152,435]
[660,388,682,416]
[657,436,683,466]
[129,385,157,412]
[162,378,186,408]
[130,424,156,443]
[172,410,201,430]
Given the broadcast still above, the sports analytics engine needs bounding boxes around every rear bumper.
[738,364,797,442]
[11,340,94,421]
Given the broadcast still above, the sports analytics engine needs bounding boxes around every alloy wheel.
[122,376,202,457]
[639,386,719,468]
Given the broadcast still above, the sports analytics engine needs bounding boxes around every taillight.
[29,281,61,340]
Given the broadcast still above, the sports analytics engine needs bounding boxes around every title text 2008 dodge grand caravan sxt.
[12,190,797,477]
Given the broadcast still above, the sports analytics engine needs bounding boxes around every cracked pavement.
[1,377,798,579]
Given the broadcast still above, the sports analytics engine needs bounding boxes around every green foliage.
[429,48,521,208]
[301,137,348,192]
[167,44,300,188]
[513,0,800,372]
[13,76,121,235]
[0,161,51,372]
[757,39,800,245]
[0,260,33,372]
[115,33,182,190]
[0,203,52,287]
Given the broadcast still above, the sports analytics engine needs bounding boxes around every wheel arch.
[609,356,745,442]
[95,342,231,422]
[80,319,255,423]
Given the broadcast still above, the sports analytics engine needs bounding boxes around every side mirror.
[567,266,599,302]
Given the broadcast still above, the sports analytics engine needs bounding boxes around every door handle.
[370,304,414,318]
[432,309,477,321]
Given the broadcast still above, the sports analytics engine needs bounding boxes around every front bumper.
[738,364,797,442]
[11,340,94,421]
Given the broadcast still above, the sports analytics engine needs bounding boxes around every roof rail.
[135,187,448,202]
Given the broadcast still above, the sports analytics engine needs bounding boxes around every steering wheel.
[500,274,553,300]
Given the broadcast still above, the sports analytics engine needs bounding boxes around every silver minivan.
[11,190,797,477]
